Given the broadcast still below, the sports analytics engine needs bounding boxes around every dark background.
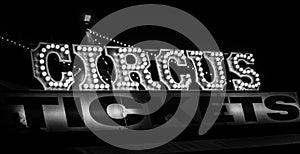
[0,1,299,153]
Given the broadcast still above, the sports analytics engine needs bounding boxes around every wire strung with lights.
[0,35,31,50]
[87,29,132,47]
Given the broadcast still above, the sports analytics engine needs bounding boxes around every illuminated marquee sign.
[1,42,297,132]
[30,43,261,91]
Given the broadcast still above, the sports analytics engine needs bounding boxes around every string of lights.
[0,35,31,50]
[87,29,133,47]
